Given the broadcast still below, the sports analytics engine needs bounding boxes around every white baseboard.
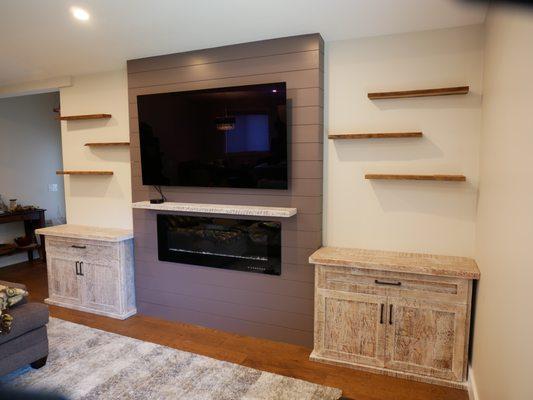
[468,365,480,400]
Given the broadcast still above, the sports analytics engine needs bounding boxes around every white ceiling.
[0,0,487,86]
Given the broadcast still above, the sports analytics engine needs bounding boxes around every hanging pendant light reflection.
[216,102,236,132]
[215,115,236,131]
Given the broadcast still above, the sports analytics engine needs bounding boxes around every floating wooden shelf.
[329,132,422,140]
[56,170,114,176]
[57,114,112,121]
[368,86,469,100]
[365,174,466,182]
[85,142,130,147]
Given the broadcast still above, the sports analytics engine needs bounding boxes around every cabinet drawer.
[46,238,119,263]
[317,265,469,304]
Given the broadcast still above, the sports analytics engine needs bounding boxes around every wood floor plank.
[0,261,468,400]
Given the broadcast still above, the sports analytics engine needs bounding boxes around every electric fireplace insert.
[157,214,282,275]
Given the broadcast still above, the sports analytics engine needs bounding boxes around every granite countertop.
[35,224,133,242]
[309,247,480,279]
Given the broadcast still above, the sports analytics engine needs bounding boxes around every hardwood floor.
[0,260,469,400]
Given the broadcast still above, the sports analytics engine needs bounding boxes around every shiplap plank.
[137,301,312,346]
[129,181,323,199]
[128,51,320,89]
[136,286,314,331]
[133,260,314,299]
[135,277,313,316]
[128,34,322,73]
[128,69,321,102]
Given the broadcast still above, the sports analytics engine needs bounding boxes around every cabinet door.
[316,289,387,368]
[385,297,467,381]
[48,256,83,305]
[81,261,121,314]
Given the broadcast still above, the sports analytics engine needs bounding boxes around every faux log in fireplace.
[157,214,282,275]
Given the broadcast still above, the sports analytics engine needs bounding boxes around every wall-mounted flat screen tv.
[137,82,287,189]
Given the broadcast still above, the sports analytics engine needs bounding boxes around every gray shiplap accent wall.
[127,34,324,347]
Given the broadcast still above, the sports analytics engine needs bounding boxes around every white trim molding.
[468,365,480,400]
[0,76,72,99]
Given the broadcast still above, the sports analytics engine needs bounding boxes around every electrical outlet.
[48,184,58,192]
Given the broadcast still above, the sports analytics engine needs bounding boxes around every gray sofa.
[0,280,49,376]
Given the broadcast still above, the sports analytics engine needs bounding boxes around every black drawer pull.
[379,303,384,324]
[79,261,84,276]
[71,245,87,249]
[389,304,393,325]
[75,261,80,276]
[375,279,401,286]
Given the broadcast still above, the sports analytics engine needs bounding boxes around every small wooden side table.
[0,209,46,261]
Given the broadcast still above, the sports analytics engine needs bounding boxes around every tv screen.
[137,82,287,189]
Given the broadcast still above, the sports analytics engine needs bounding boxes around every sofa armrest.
[0,280,27,291]
[0,302,49,345]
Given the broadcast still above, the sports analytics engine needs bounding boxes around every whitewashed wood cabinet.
[36,225,136,320]
[309,247,480,389]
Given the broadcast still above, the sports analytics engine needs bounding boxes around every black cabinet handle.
[71,245,86,249]
[389,304,393,325]
[380,303,384,324]
[375,279,401,286]
[75,261,80,276]
[79,261,84,276]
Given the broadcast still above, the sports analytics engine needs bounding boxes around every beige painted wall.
[59,70,132,229]
[324,25,484,257]
[0,92,65,267]
[470,6,533,400]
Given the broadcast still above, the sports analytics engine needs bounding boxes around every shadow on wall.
[85,146,131,163]
[63,118,116,132]
[67,175,125,198]
[333,136,443,162]
[368,180,478,221]
[367,90,482,111]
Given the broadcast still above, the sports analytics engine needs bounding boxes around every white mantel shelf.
[131,201,297,218]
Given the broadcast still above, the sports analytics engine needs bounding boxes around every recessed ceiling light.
[71,7,90,21]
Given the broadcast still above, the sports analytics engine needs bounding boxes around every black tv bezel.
[136,81,288,190]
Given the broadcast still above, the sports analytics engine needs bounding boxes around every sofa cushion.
[0,302,49,345]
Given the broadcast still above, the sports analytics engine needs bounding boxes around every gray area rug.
[2,318,342,400]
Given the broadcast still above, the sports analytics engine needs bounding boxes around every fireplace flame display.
[157,215,281,275]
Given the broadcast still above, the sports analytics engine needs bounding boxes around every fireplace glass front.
[157,214,281,275]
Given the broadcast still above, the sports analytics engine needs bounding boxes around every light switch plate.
[48,183,58,192]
